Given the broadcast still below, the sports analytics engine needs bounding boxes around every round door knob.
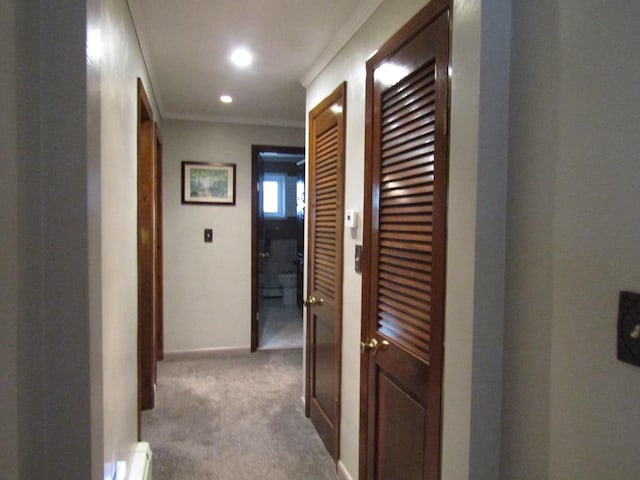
[304,295,324,306]
[360,338,389,355]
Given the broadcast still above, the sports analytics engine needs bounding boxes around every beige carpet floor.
[142,349,337,479]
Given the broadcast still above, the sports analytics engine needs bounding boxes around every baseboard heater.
[129,442,152,480]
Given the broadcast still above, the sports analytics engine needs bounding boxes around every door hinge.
[256,312,260,321]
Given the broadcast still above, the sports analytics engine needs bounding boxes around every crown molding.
[127,0,165,114]
[163,111,305,129]
[300,0,384,87]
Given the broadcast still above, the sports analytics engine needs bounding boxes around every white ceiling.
[128,0,383,127]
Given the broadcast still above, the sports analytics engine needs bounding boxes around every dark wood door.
[137,79,157,436]
[306,83,346,462]
[154,123,164,361]
[360,2,450,479]
[251,148,266,351]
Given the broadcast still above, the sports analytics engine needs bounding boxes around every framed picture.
[181,161,236,205]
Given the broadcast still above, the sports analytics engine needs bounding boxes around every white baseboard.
[163,346,250,360]
[337,460,353,480]
[129,442,152,480]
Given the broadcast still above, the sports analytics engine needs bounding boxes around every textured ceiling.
[128,0,382,127]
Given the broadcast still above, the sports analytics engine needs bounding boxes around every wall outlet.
[204,228,213,243]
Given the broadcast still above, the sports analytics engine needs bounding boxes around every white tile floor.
[258,297,303,350]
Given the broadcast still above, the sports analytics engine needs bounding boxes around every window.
[263,173,286,218]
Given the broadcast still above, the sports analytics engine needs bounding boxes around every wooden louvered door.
[305,83,346,462]
[360,2,449,479]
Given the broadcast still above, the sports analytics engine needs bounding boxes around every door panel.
[377,372,425,480]
[360,2,450,479]
[306,83,346,462]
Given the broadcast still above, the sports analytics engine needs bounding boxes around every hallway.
[142,349,335,479]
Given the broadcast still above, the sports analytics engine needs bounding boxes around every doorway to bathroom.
[251,145,306,351]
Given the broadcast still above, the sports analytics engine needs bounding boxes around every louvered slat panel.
[381,150,434,174]
[315,227,336,234]
[380,238,432,253]
[382,111,435,146]
[379,285,431,311]
[316,190,337,200]
[313,122,339,304]
[381,74,435,121]
[316,173,338,188]
[375,61,437,363]
[381,59,435,110]
[316,184,337,193]
[317,137,337,157]
[379,256,430,274]
[380,261,431,284]
[378,318,430,358]
[382,122,435,153]
[379,246,432,263]
[382,134,435,161]
[378,307,430,344]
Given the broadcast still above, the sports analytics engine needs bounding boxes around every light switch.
[617,291,640,367]
[355,245,362,273]
[204,228,213,243]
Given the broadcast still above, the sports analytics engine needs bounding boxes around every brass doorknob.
[304,295,324,306]
[360,338,389,355]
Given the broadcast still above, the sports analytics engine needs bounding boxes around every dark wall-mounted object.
[355,245,362,273]
[617,291,640,367]
[204,228,213,243]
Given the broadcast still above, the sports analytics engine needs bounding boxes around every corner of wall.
[443,1,511,478]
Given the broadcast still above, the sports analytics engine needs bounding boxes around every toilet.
[277,273,297,306]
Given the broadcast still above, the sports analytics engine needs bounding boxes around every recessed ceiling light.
[231,48,253,67]
[220,95,233,103]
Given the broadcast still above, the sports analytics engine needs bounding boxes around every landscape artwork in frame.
[182,161,236,205]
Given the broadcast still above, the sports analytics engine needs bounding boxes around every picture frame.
[181,161,236,205]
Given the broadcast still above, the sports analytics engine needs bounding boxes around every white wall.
[503,1,640,478]
[0,0,19,477]
[40,0,95,476]
[445,1,511,478]
[97,0,160,478]
[2,0,159,477]
[162,119,304,352]
[3,2,47,476]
